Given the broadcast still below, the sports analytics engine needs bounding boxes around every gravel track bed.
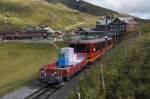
[1,81,46,99]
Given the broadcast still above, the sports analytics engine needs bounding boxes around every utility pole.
[77,87,81,99]
[124,43,127,57]
[76,0,81,10]
[105,13,108,37]
[138,19,142,38]
[49,41,60,79]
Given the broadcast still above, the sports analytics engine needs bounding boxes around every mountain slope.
[46,0,120,16]
[47,0,150,23]
[0,0,98,32]
[62,0,119,16]
[61,0,150,22]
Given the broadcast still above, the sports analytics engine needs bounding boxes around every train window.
[70,44,75,49]
[102,41,105,48]
[96,43,101,51]
[108,41,110,45]
[70,44,90,53]
[107,40,112,45]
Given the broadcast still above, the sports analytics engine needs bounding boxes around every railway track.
[25,83,63,99]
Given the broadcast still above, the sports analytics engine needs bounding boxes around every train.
[0,30,50,40]
[0,27,63,40]
[40,36,114,83]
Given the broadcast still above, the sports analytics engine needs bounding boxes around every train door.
[101,41,106,51]
[99,41,103,52]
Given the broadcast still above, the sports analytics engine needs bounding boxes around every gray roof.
[118,17,136,23]
[69,37,112,44]
[98,19,112,25]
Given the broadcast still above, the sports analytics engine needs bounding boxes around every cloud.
[83,0,150,19]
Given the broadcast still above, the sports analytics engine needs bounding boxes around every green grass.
[0,0,98,32]
[69,24,150,99]
[0,42,66,96]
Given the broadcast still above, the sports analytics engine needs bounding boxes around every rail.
[24,83,63,99]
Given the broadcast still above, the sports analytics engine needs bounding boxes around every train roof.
[69,37,112,44]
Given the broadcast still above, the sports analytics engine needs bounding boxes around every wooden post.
[101,64,105,90]
[115,34,117,44]
[77,87,81,99]
[77,92,81,99]
[124,43,127,57]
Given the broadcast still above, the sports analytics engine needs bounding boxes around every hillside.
[48,0,150,22]
[0,0,98,32]
[63,0,120,16]
[46,0,119,16]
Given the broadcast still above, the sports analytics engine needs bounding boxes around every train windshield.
[70,44,90,53]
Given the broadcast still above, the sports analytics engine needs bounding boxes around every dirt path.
[65,22,84,30]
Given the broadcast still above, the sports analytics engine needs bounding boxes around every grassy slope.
[0,0,98,32]
[61,0,119,16]
[0,42,66,96]
[69,24,150,99]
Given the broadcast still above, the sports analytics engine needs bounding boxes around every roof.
[111,18,125,23]
[98,19,112,25]
[118,17,136,23]
[97,16,113,25]
[43,27,54,33]
[69,37,112,44]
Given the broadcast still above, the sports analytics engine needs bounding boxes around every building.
[94,16,137,33]
[110,18,126,33]
[118,17,138,32]
[94,17,126,34]
[75,16,138,38]
[95,16,113,32]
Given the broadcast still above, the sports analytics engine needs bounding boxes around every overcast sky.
[83,0,150,19]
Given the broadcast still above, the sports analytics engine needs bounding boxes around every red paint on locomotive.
[40,37,114,83]
[69,38,113,64]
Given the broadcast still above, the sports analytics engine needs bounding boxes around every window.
[107,40,111,45]
[101,41,106,48]
[70,44,90,53]
[96,43,101,51]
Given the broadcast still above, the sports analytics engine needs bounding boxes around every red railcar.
[69,37,113,64]
[40,59,87,83]
[40,37,114,83]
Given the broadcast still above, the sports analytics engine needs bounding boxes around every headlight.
[54,72,57,74]
[42,70,45,74]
